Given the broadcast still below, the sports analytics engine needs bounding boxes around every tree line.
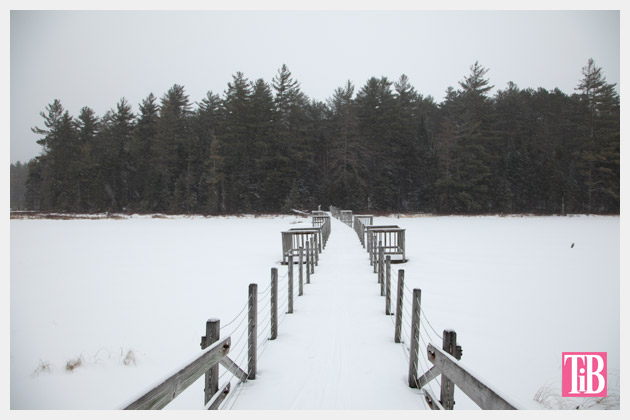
[12,60,619,215]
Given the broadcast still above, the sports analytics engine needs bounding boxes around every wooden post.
[300,245,305,295]
[305,241,311,284]
[288,254,294,314]
[248,283,257,380]
[270,268,278,340]
[408,288,421,388]
[378,242,385,296]
[385,256,392,315]
[299,246,304,292]
[200,319,220,405]
[308,239,314,275]
[395,269,404,343]
[440,330,458,409]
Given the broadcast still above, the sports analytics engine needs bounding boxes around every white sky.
[6,3,623,164]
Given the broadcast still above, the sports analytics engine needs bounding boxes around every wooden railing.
[125,213,330,410]
[353,215,373,246]
[346,210,519,410]
[367,225,406,265]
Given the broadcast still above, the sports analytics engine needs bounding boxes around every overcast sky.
[9,8,621,164]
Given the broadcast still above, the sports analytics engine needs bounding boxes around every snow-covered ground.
[9,214,620,410]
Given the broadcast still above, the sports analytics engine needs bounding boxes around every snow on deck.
[229,216,425,409]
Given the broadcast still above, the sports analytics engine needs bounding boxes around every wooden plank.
[422,388,444,410]
[124,336,231,410]
[207,383,230,410]
[219,356,248,383]
[427,344,518,410]
[417,365,440,389]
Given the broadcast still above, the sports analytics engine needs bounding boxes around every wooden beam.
[427,343,518,410]
[124,336,231,410]
[416,365,440,389]
[422,388,444,410]
[206,383,231,410]
[219,356,248,383]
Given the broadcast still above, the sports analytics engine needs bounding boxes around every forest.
[11,59,619,215]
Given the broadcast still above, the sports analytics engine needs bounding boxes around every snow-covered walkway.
[229,216,425,409]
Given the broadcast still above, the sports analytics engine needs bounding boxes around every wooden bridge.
[123,208,518,410]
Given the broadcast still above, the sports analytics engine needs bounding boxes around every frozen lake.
[10,214,620,410]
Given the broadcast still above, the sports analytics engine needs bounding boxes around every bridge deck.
[230,216,424,409]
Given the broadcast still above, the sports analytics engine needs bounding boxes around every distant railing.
[339,206,518,410]
[353,215,374,247]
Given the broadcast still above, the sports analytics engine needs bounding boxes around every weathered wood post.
[299,245,305,295]
[374,238,380,274]
[247,284,258,380]
[270,267,278,340]
[314,234,320,265]
[308,239,314,275]
[385,256,392,315]
[440,330,459,409]
[299,246,304,293]
[305,241,311,284]
[368,231,373,266]
[288,254,294,314]
[378,242,385,296]
[408,288,421,388]
[395,269,405,343]
[200,319,220,405]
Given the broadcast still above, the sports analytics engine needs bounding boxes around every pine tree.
[75,106,100,211]
[30,100,81,210]
[220,72,254,212]
[94,98,135,211]
[326,81,367,208]
[129,93,160,211]
[574,58,620,213]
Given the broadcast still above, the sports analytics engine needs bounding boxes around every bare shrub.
[31,360,54,378]
[65,355,84,373]
[122,349,137,366]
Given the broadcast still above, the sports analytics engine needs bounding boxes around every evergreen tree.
[129,93,160,211]
[94,98,135,211]
[75,106,100,211]
[326,81,367,208]
[194,91,224,214]
[574,58,620,213]
[220,72,254,212]
[30,100,81,210]
[10,161,29,210]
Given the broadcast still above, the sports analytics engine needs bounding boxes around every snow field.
[9,214,619,410]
